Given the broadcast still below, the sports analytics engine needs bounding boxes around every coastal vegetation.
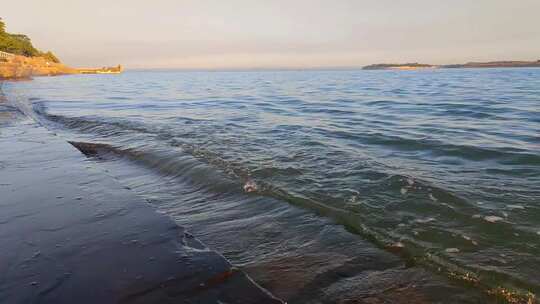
[443,60,540,69]
[0,18,74,79]
[362,63,434,70]
[0,17,60,62]
[0,17,121,79]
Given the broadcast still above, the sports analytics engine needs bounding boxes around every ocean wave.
[64,137,539,301]
[22,68,540,303]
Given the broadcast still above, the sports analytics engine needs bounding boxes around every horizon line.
[115,57,540,72]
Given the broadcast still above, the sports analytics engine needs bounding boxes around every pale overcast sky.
[3,0,539,69]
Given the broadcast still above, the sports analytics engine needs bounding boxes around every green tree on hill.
[0,17,60,62]
[1,33,40,57]
[42,51,60,63]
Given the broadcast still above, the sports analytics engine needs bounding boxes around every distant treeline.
[0,18,60,63]
[362,63,434,70]
[442,61,540,69]
[363,60,540,70]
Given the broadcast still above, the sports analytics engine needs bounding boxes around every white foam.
[393,241,405,248]
[484,216,504,223]
[445,248,460,253]
[243,180,258,193]
[400,188,408,195]
[461,235,478,245]
[428,193,438,202]
[440,202,455,210]
[415,217,435,224]
[506,204,525,210]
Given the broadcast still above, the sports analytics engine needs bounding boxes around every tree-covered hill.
[0,17,60,63]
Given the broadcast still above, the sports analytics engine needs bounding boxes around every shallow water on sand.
[5,68,540,302]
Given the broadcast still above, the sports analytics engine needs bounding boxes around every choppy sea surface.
[5,69,540,303]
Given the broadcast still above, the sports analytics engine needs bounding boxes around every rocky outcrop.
[0,54,77,79]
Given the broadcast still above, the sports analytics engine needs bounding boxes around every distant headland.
[0,18,121,79]
[362,63,436,70]
[363,60,540,70]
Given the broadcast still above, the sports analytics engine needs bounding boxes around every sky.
[3,0,540,69]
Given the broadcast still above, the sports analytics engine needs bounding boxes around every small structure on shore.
[0,51,15,61]
[77,65,123,74]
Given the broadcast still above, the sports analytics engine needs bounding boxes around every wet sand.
[0,87,282,303]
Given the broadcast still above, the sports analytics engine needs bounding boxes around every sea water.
[5,68,540,303]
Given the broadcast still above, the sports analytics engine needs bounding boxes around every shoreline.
[0,51,122,80]
[362,60,540,70]
[0,82,283,303]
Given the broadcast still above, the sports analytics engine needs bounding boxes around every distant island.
[362,63,436,70]
[0,17,121,79]
[442,60,540,69]
[363,60,540,70]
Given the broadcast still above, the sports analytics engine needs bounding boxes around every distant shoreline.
[0,52,123,80]
[362,60,540,70]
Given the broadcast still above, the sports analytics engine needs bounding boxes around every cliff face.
[0,54,77,79]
